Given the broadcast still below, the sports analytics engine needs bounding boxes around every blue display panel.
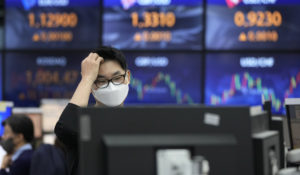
[124,52,202,104]
[205,53,300,114]
[206,0,300,50]
[103,0,203,50]
[0,102,13,136]
[5,0,100,49]
[0,54,2,100]
[4,51,89,106]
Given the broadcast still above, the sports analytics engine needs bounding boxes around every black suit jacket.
[30,144,67,175]
[0,150,33,175]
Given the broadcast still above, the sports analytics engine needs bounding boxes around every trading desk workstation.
[76,102,299,175]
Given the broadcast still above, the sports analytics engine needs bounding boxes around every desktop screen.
[285,98,300,149]
[78,106,254,175]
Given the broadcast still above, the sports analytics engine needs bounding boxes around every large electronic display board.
[4,51,89,106]
[205,53,300,114]
[206,0,300,50]
[124,52,202,104]
[103,0,203,50]
[5,0,100,49]
[4,51,202,106]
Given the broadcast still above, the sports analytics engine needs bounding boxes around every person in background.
[0,115,34,175]
[55,46,131,175]
[30,138,67,175]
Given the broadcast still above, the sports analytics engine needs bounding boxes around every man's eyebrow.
[97,75,105,79]
[96,71,122,79]
[112,71,122,76]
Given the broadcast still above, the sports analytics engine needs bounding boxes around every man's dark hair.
[92,46,128,70]
[2,115,34,143]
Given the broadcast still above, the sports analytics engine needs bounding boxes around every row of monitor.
[2,97,295,175]
[1,88,298,175]
[1,97,298,175]
[3,0,300,50]
[77,99,300,175]
[1,51,300,115]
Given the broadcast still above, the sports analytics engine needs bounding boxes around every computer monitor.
[78,106,255,175]
[263,100,285,169]
[285,98,300,149]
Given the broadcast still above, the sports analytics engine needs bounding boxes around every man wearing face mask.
[0,115,34,175]
[54,46,130,175]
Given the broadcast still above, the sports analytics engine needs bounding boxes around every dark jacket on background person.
[30,144,67,175]
[0,150,34,175]
[54,103,80,175]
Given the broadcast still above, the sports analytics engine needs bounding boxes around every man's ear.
[126,70,131,84]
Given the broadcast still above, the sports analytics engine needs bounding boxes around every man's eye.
[113,76,122,80]
[96,80,107,85]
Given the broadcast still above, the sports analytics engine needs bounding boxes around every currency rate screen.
[4,52,89,106]
[205,53,300,114]
[206,0,300,50]
[103,0,203,50]
[125,52,202,104]
[5,0,100,49]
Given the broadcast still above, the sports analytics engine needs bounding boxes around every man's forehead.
[97,60,125,78]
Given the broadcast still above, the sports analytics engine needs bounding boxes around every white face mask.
[92,83,129,107]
